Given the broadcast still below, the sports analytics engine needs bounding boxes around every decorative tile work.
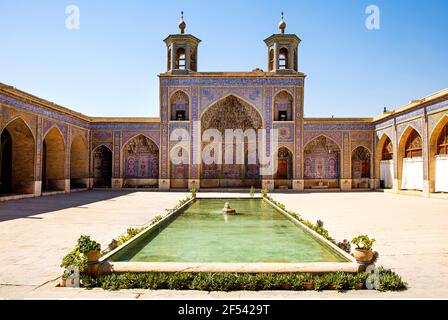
[426,98,448,113]
[199,87,262,114]
[123,136,159,179]
[168,86,191,95]
[295,88,302,178]
[397,118,423,142]
[92,141,113,151]
[303,137,340,179]
[113,131,121,178]
[92,130,113,142]
[351,140,372,153]
[428,111,448,136]
[350,132,372,141]
[70,126,88,144]
[265,87,272,160]
[1,106,37,134]
[190,88,199,179]
[304,123,374,131]
[160,86,169,179]
[42,118,68,142]
[36,118,42,180]
[375,127,393,142]
[122,131,160,147]
[0,93,90,129]
[169,123,190,142]
[396,108,424,122]
[91,123,160,130]
[273,123,294,142]
[303,131,342,148]
[375,119,394,130]
[343,132,350,179]
[273,87,294,98]
[161,77,304,86]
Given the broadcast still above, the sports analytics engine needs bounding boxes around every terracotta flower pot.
[86,250,101,262]
[354,248,373,263]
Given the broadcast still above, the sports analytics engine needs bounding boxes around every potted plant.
[76,235,101,261]
[351,235,376,263]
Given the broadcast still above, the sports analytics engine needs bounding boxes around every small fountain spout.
[222,202,237,214]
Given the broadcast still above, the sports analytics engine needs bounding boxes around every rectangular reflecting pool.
[106,198,348,263]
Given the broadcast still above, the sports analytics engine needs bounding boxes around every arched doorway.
[377,136,394,189]
[93,146,112,188]
[274,147,293,189]
[122,135,159,188]
[200,95,263,188]
[0,118,35,195]
[0,129,12,193]
[303,136,340,189]
[399,128,423,191]
[42,127,66,191]
[351,146,371,189]
[70,135,89,189]
[170,145,189,189]
[430,118,448,192]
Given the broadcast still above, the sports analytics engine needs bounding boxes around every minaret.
[264,13,301,73]
[164,12,201,74]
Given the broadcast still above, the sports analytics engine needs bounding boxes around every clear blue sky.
[1,0,447,118]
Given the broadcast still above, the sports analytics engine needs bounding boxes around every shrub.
[337,239,351,254]
[82,270,406,292]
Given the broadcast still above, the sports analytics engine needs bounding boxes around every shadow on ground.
[0,190,139,222]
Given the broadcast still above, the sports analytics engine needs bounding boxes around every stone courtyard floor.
[0,190,447,299]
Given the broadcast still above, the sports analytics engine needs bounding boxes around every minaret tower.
[264,13,301,73]
[164,12,201,74]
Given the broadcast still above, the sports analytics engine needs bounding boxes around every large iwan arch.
[200,94,263,188]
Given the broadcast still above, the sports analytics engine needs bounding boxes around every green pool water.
[107,199,347,263]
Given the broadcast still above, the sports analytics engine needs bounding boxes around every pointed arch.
[122,134,159,187]
[199,94,263,188]
[170,90,190,121]
[352,146,371,188]
[70,134,88,189]
[1,117,36,194]
[42,126,66,191]
[273,90,293,121]
[429,114,448,192]
[169,144,190,189]
[376,133,394,189]
[92,145,112,188]
[200,93,264,123]
[303,136,341,187]
[398,126,423,191]
[274,146,293,188]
